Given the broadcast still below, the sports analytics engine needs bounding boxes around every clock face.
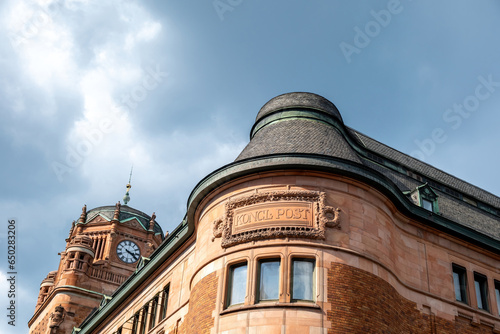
[116,240,140,263]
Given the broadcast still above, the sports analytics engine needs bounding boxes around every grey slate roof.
[350,129,500,209]
[234,92,500,243]
[236,118,361,163]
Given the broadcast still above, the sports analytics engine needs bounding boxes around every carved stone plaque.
[233,201,314,234]
[212,190,340,248]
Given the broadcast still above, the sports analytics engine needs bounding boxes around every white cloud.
[1,0,168,184]
[125,21,162,51]
[5,1,78,89]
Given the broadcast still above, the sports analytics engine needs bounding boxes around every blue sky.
[1,0,500,332]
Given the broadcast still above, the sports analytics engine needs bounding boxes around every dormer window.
[407,184,439,213]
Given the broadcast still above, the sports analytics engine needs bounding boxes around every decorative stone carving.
[212,190,340,247]
[320,205,341,228]
[48,305,65,332]
[211,217,225,242]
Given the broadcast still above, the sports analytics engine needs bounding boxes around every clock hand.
[126,249,139,260]
[126,249,136,257]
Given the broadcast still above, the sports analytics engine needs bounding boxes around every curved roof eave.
[76,153,500,334]
[186,154,500,254]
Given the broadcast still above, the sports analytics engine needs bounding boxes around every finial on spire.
[78,205,87,224]
[123,166,133,205]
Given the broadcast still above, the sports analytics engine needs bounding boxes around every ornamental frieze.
[212,190,340,248]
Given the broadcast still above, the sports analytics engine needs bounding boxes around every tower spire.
[123,166,133,205]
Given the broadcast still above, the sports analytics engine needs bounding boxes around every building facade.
[32,92,500,333]
[28,203,164,334]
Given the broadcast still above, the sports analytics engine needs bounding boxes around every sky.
[1,0,500,332]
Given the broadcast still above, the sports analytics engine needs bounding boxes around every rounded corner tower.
[183,91,383,333]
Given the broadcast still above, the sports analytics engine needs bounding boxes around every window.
[131,311,140,334]
[495,281,500,316]
[226,262,247,307]
[140,305,148,334]
[148,295,158,329]
[474,273,489,312]
[422,199,433,211]
[223,256,317,310]
[258,259,280,301]
[291,259,315,301]
[452,264,468,304]
[159,285,169,320]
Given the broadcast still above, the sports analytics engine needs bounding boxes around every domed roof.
[81,205,163,236]
[236,118,361,162]
[255,92,343,124]
[236,92,360,163]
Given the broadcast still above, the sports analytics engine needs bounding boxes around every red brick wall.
[182,272,218,334]
[327,262,496,334]
[31,311,51,334]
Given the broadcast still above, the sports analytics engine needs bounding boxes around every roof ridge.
[348,127,500,206]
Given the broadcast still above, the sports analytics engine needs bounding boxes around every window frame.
[290,257,316,302]
[452,264,468,304]
[256,258,281,303]
[148,294,159,330]
[139,304,148,334]
[474,272,490,312]
[159,284,169,321]
[494,280,500,317]
[421,198,433,211]
[225,261,248,308]
[131,311,140,334]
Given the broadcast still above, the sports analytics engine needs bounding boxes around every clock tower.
[28,202,164,334]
